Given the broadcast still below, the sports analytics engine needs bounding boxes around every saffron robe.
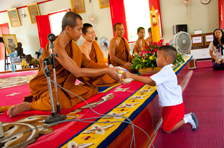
[23,40,108,111]
[108,37,134,72]
[82,41,116,86]
[133,39,147,54]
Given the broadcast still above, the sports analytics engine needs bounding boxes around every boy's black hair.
[158,45,177,63]
[148,27,151,33]
[82,23,93,35]
[137,27,145,33]
[62,12,82,31]
[113,23,123,31]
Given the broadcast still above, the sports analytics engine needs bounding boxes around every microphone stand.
[43,34,66,124]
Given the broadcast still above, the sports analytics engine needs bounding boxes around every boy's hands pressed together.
[121,71,132,79]
[121,72,134,84]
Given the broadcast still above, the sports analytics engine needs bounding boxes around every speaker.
[173,24,188,35]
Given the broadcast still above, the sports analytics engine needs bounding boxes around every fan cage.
[174,31,192,54]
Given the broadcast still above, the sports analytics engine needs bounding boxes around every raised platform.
[191,48,211,59]
[0,56,192,148]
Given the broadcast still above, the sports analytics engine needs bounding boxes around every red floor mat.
[153,62,224,148]
[0,70,38,78]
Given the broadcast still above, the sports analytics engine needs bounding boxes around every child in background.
[122,45,198,133]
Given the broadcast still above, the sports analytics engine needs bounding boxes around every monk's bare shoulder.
[79,43,85,52]
[80,43,84,50]
[109,38,118,49]
[136,39,142,48]
[110,38,116,45]
[52,41,68,58]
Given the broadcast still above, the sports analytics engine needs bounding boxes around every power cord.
[42,61,155,148]
[2,117,154,148]
[0,55,155,148]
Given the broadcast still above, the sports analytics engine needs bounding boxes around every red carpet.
[196,59,213,69]
[0,84,30,106]
[0,70,38,107]
[153,60,224,148]
[0,70,38,78]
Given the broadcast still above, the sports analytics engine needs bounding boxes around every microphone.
[47,33,56,42]
[47,33,56,51]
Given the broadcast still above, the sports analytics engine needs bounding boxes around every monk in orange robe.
[145,27,152,44]
[133,27,148,54]
[6,12,121,117]
[79,23,116,86]
[108,23,134,72]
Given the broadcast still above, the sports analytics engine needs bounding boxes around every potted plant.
[29,58,39,68]
[131,39,185,75]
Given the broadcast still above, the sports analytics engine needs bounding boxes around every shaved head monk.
[133,27,148,54]
[6,12,121,117]
[80,23,116,85]
[145,27,152,44]
[108,23,134,72]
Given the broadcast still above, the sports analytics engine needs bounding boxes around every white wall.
[0,0,113,57]
[160,0,219,42]
[0,0,220,55]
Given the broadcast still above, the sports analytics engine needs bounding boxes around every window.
[124,0,151,42]
[48,9,70,36]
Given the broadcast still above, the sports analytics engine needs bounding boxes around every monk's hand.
[107,68,122,82]
[121,72,128,79]
[124,62,132,68]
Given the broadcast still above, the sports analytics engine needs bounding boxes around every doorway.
[0,23,10,72]
[124,0,151,42]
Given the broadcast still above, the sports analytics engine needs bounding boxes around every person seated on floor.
[15,42,26,58]
[6,12,121,117]
[133,27,148,54]
[209,28,224,70]
[122,45,198,133]
[108,23,134,72]
[79,23,116,85]
[145,27,152,44]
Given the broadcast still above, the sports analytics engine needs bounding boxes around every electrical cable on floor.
[41,59,137,148]
[2,117,154,148]
[43,62,154,148]
[0,56,155,148]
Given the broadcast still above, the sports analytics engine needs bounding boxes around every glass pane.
[124,0,151,42]
[49,11,67,36]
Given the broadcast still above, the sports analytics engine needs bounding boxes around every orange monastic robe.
[23,40,108,111]
[108,37,134,72]
[86,41,115,86]
[133,39,147,54]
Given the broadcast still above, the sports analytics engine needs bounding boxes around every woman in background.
[209,28,224,70]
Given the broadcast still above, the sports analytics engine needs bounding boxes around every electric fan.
[88,13,97,24]
[169,39,174,46]
[172,31,196,69]
[99,37,109,51]
[173,31,192,55]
